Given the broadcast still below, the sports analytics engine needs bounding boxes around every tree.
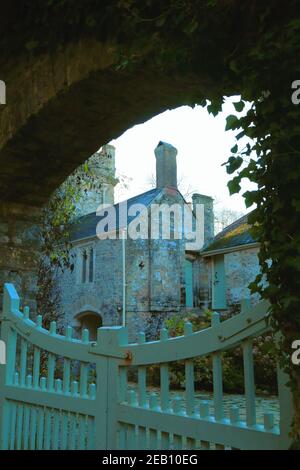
[146,172,198,199]
[214,205,244,234]
[36,147,118,330]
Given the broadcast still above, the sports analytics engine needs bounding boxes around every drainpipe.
[122,228,127,327]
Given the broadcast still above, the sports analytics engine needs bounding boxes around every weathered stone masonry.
[58,142,194,340]
[0,203,41,312]
[58,188,187,341]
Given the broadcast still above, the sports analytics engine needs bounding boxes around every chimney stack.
[154,141,178,189]
[192,193,214,245]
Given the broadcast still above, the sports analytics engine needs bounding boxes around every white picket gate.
[0,283,293,450]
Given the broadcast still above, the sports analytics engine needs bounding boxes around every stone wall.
[0,203,41,312]
[126,236,185,339]
[58,234,185,340]
[125,189,186,339]
[224,246,261,307]
[58,188,188,340]
[196,246,261,313]
[58,238,123,332]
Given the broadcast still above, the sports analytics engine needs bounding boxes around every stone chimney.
[192,193,214,245]
[154,141,178,189]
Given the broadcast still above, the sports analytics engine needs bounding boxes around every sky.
[110,97,256,214]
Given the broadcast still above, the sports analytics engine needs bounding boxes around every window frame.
[77,242,96,285]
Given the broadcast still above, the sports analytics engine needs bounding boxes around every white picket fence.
[0,283,293,449]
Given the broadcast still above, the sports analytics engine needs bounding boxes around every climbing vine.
[36,158,97,329]
[218,15,300,446]
[37,150,119,327]
[114,0,300,444]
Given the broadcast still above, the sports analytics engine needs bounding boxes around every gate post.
[93,326,128,450]
[0,362,5,450]
[0,362,9,450]
[277,366,293,449]
[0,283,20,449]
[273,328,293,449]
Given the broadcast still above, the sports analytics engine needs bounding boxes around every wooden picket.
[0,282,293,450]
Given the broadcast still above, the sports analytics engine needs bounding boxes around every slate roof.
[70,188,162,242]
[201,212,258,254]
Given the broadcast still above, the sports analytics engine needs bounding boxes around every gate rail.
[0,283,293,450]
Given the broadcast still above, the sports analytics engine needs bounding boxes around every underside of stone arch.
[0,1,257,206]
[0,1,255,307]
[0,66,213,206]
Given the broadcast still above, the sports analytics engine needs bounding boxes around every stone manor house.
[58,142,260,340]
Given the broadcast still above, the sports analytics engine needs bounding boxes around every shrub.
[145,312,277,395]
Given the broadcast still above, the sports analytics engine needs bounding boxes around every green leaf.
[225,114,240,131]
[243,190,259,208]
[207,99,223,116]
[184,19,198,34]
[229,60,239,74]
[233,101,245,112]
[242,143,251,156]
[228,177,241,195]
[85,15,96,28]
[236,130,245,140]
[156,16,166,27]
[231,144,238,153]
[25,40,39,51]
[226,156,243,174]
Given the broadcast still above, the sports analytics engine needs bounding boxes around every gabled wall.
[58,187,191,340]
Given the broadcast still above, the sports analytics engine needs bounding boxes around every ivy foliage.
[112,0,300,443]
[217,9,300,445]
[36,159,98,329]
[37,151,118,327]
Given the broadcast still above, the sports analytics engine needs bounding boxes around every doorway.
[76,311,103,341]
[212,254,227,310]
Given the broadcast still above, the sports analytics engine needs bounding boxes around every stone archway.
[0,2,298,444]
[74,311,103,342]
[0,2,252,206]
[0,3,256,305]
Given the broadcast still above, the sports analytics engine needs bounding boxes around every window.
[89,248,94,282]
[80,247,94,283]
[170,212,175,239]
[82,249,87,283]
